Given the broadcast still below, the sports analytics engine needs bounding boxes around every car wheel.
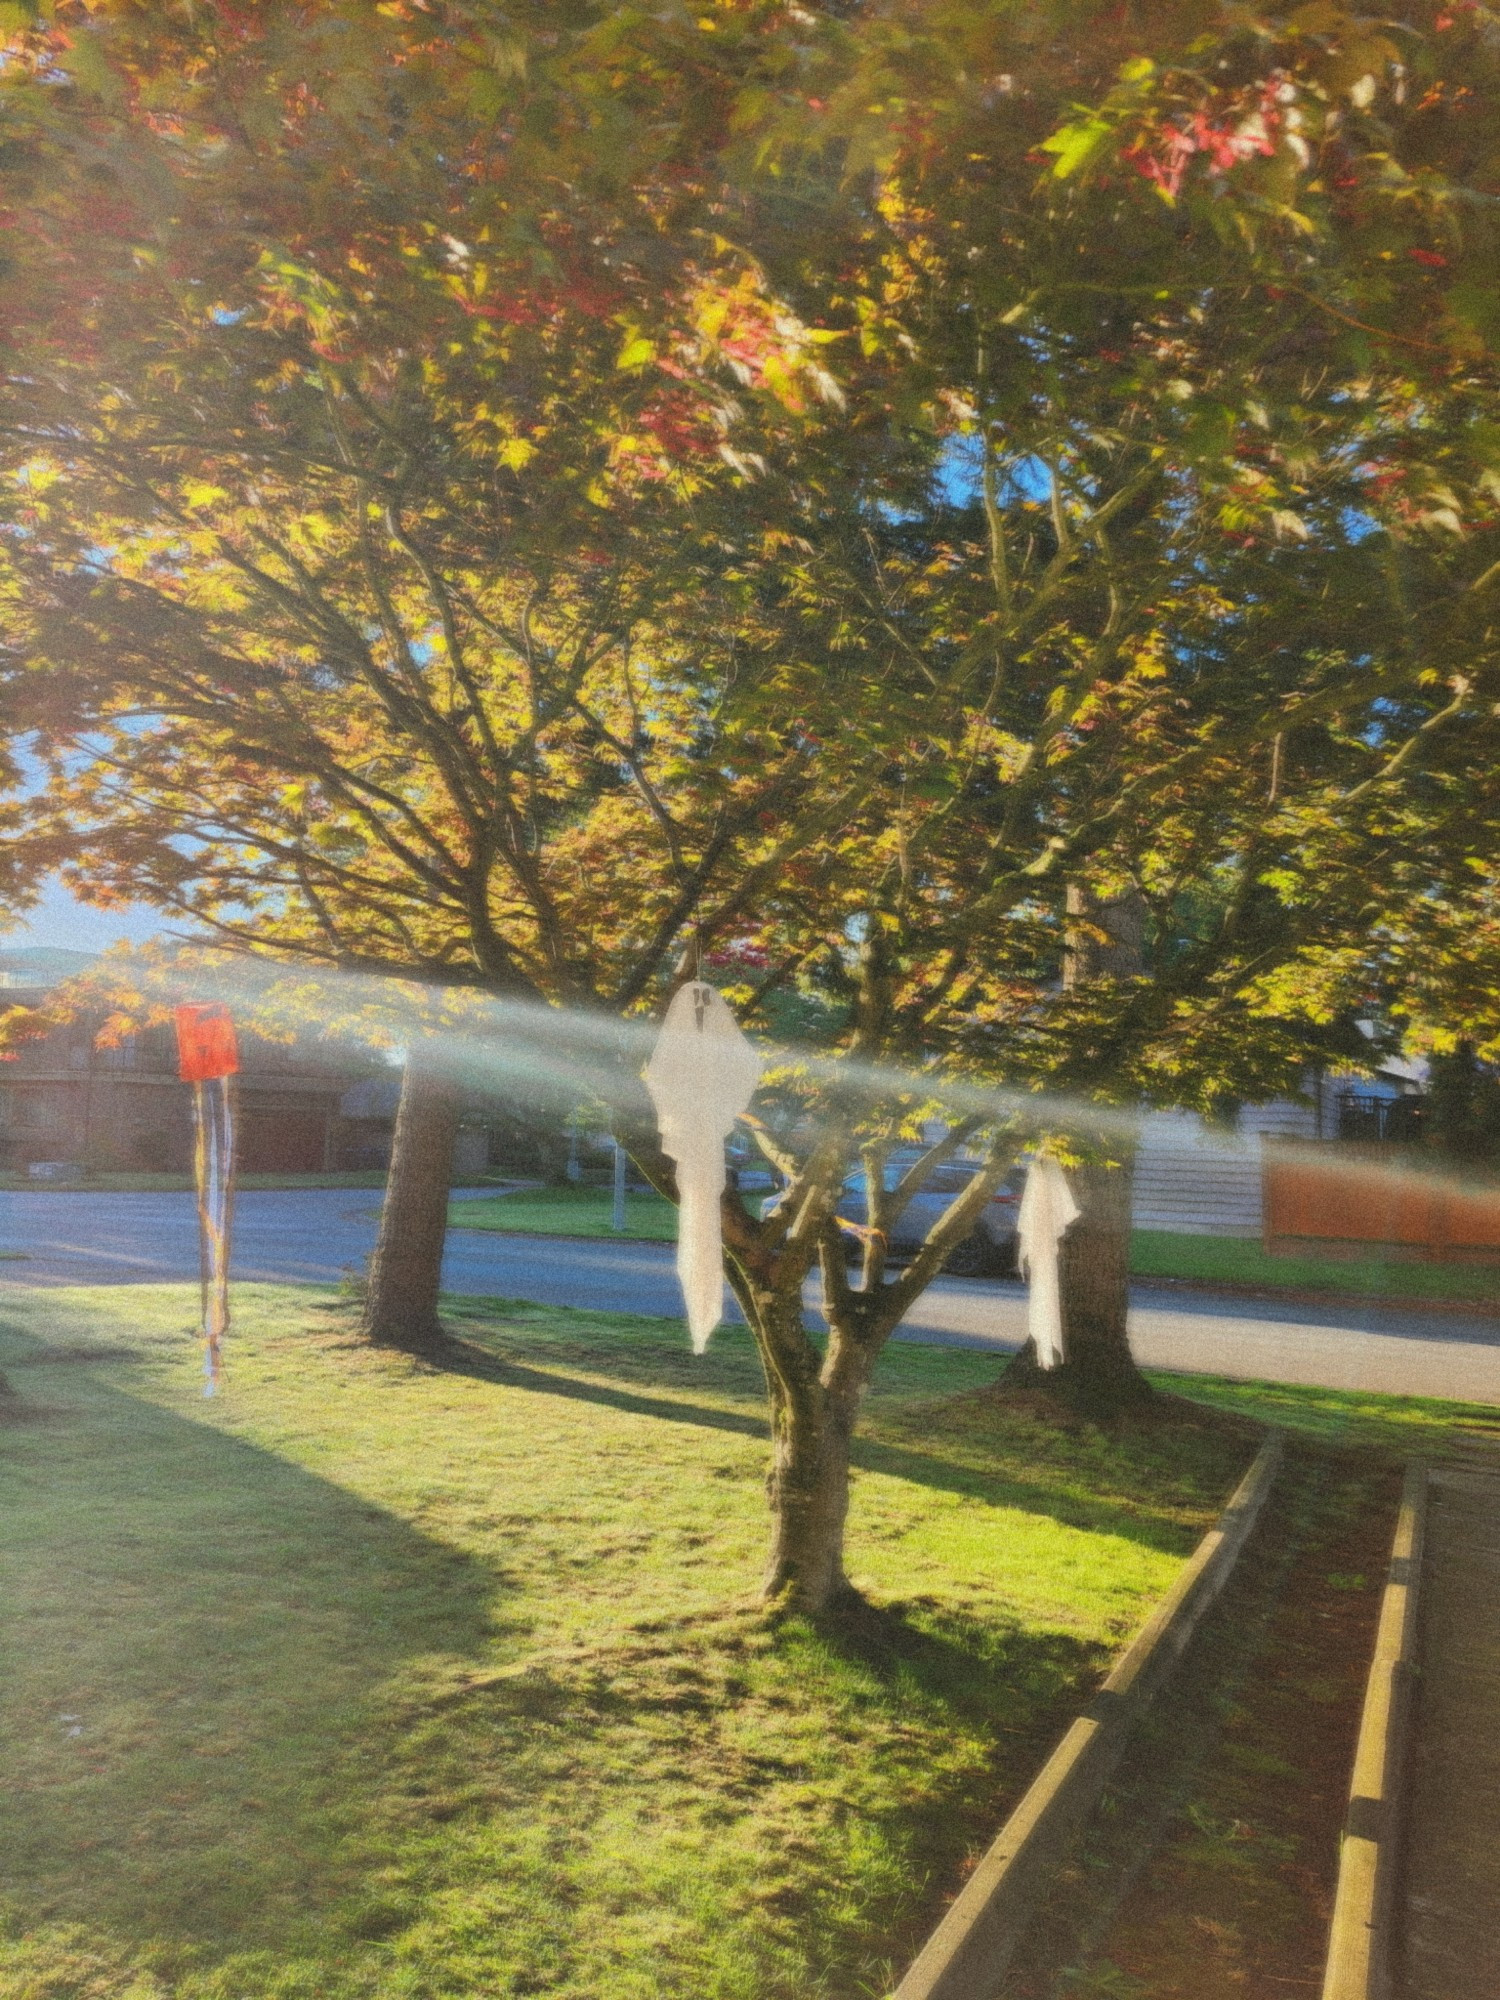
[942,1233,992,1277]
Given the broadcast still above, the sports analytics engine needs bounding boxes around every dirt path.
[1400,1465,1500,2000]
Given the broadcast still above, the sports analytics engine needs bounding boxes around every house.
[0,982,384,1175]
[1132,1059,1432,1244]
[0,953,522,1178]
[337,1074,494,1178]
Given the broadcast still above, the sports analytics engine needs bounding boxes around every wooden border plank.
[893,1432,1284,2000]
[1320,1460,1429,2000]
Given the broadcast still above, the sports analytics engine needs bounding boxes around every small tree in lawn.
[5,0,1500,1610]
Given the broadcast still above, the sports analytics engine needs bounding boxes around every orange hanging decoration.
[176,1003,240,1084]
[174,1004,240,1394]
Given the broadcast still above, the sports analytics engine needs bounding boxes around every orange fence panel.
[1263,1143,1435,1248]
[1434,1181,1500,1252]
[1263,1141,1500,1260]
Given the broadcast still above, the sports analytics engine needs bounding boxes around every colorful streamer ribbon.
[175,1004,240,1395]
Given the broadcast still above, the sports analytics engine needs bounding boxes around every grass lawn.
[1131,1227,1500,1307]
[1,1286,1489,2000]
[452,1183,679,1241]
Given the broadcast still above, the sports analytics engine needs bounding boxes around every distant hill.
[0,947,100,988]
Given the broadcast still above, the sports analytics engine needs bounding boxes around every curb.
[1320,1460,1428,2000]
[1136,1273,1500,1320]
[892,1432,1284,2000]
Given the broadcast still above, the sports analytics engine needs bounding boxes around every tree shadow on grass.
[0,1300,1231,2000]
[420,1318,1237,1559]
[0,1319,509,1975]
[797,1592,1118,1981]
[307,1572,1119,2000]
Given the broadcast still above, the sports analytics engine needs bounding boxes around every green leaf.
[1038,116,1112,179]
[59,26,124,107]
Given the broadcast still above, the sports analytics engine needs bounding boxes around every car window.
[868,1161,979,1195]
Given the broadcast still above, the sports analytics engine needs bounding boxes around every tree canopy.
[4,0,1496,1063]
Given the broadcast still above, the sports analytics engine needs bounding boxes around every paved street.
[0,1187,1497,1403]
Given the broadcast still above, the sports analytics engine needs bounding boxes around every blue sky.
[5,875,170,955]
[5,732,175,954]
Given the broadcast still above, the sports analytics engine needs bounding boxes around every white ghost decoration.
[1017,1154,1081,1370]
[644,980,763,1352]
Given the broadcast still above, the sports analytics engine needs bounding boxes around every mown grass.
[1131,1227,1500,1306]
[1147,1367,1500,1457]
[452,1183,679,1241]
[0,1285,1482,2000]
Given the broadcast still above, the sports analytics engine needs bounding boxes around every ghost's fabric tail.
[191,1074,237,1395]
[1025,1242,1065,1370]
[1017,1156,1078,1373]
[675,1147,729,1353]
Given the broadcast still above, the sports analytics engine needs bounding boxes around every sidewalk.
[1400,1462,1500,1997]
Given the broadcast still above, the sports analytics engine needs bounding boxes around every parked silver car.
[762,1154,1024,1277]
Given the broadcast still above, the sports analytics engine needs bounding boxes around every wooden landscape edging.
[1320,1461,1429,2000]
[892,1432,1284,2000]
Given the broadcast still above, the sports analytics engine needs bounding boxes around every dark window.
[1337,1093,1425,1144]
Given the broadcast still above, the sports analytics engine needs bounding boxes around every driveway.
[0,1187,1497,1404]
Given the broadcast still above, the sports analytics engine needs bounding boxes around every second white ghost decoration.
[1016,1154,1081,1370]
[644,981,763,1352]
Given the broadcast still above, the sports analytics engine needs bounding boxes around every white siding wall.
[1132,1100,1319,1238]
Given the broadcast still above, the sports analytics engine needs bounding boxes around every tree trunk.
[361,1045,460,1352]
[741,1282,869,1616]
[1059,1147,1144,1395]
[1062,880,1145,986]
[762,1378,860,1612]
[1006,1137,1153,1414]
[1006,885,1152,1414]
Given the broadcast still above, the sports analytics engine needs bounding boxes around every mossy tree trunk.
[747,1286,874,1611]
[361,1044,460,1353]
